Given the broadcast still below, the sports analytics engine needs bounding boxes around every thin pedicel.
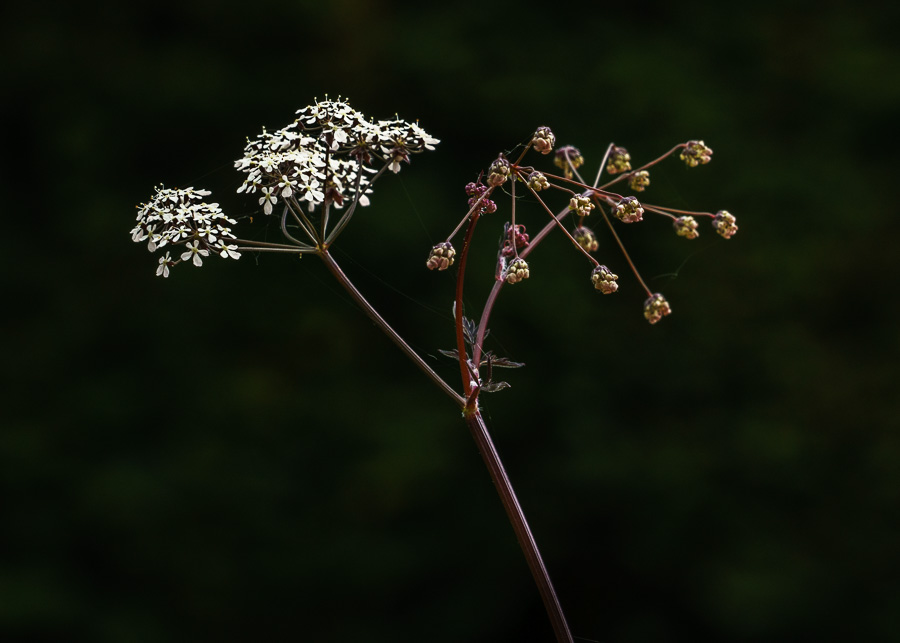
[131,98,737,643]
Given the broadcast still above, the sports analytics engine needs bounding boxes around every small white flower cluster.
[235,98,439,213]
[131,186,240,277]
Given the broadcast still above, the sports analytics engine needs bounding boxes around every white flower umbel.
[132,186,239,276]
[133,99,439,277]
[235,98,438,217]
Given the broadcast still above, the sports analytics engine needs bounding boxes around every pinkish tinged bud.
[426,242,456,271]
[591,265,618,294]
[712,210,738,239]
[628,170,650,192]
[643,293,672,324]
[487,157,511,187]
[526,171,549,192]
[505,258,530,284]
[464,181,485,197]
[606,146,632,174]
[680,140,713,167]
[569,195,595,217]
[614,196,644,223]
[465,180,497,214]
[574,226,598,252]
[532,126,556,154]
[553,145,584,179]
[501,225,530,257]
[673,216,699,239]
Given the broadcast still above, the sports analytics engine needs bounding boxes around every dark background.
[3,1,899,641]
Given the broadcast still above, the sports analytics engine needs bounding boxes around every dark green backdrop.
[4,0,899,641]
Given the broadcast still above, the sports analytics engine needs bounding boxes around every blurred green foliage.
[3,0,899,641]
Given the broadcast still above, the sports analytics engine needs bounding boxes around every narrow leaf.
[482,380,511,393]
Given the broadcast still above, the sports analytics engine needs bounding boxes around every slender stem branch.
[281,204,315,247]
[510,175,518,256]
[597,143,685,190]
[235,246,315,254]
[562,148,586,185]
[599,207,652,296]
[325,163,388,247]
[454,210,481,397]
[289,198,322,244]
[643,206,678,221]
[473,280,502,367]
[473,202,572,367]
[524,184,598,266]
[321,200,331,244]
[321,148,334,240]
[592,143,615,189]
[644,203,715,217]
[319,249,465,407]
[463,409,573,643]
[447,188,494,242]
[231,237,312,250]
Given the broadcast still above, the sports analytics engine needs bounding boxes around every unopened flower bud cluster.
[487,157,511,187]
[680,140,713,167]
[712,210,738,239]
[628,170,650,192]
[527,171,549,192]
[553,145,584,179]
[673,216,699,239]
[569,195,595,217]
[465,181,498,215]
[643,293,672,324]
[500,225,530,258]
[614,196,644,223]
[426,242,456,271]
[505,258,530,284]
[574,226,598,252]
[591,265,618,294]
[606,146,632,175]
[419,129,736,326]
[532,127,556,154]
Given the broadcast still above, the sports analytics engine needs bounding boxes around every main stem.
[464,408,574,643]
[455,212,573,643]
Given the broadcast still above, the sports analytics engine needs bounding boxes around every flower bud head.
[526,171,550,192]
[426,242,456,271]
[591,265,618,294]
[487,157,511,187]
[569,195,595,217]
[465,180,497,214]
[465,181,485,197]
[628,170,650,192]
[532,126,556,154]
[505,258,530,284]
[606,146,632,175]
[643,293,672,324]
[501,225,530,257]
[553,145,584,179]
[614,196,644,223]
[673,216,699,239]
[574,226,598,252]
[680,140,713,167]
[712,210,738,239]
